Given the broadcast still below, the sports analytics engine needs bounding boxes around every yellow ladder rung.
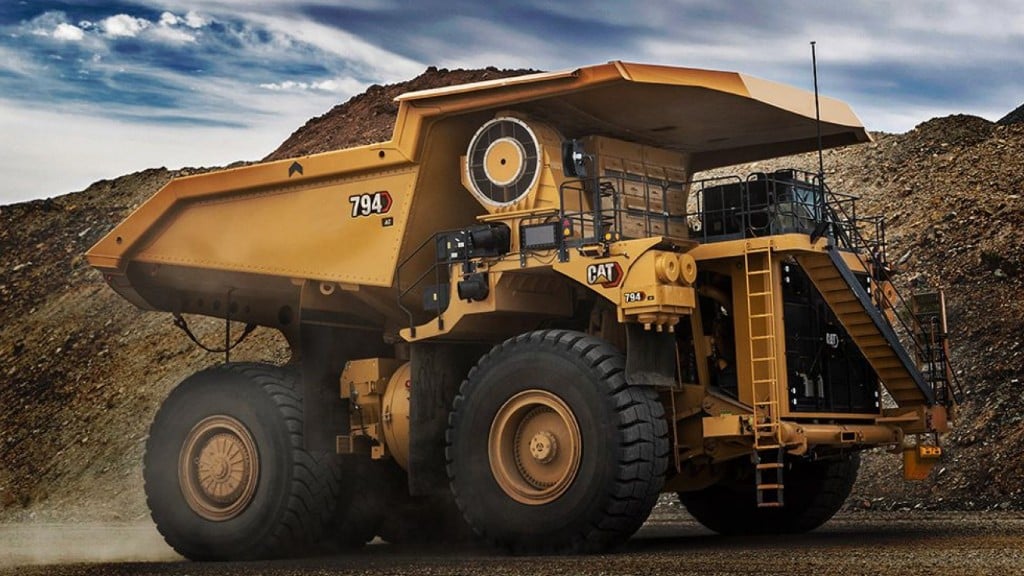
[756,444,782,450]
[757,463,784,470]
[748,291,773,297]
[757,502,784,508]
[757,483,784,490]
[749,313,774,319]
[747,269,771,275]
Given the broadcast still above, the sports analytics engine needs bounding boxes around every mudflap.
[625,323,677,387]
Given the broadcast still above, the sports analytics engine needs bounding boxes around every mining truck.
[87,61,960,560]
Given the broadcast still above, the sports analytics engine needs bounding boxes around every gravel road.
[2,510,1023,576]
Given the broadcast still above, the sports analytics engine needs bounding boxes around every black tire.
[321,456,381,549]
[679,453,860,535]
[144,363,355,560]
[364,459,472,547]
[446,330,669,554]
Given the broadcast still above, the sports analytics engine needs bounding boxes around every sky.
[1,1,1022,204]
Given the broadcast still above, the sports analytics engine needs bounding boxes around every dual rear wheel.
[144,363,373,561]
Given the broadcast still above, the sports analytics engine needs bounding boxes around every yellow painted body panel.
[135,168,417,285]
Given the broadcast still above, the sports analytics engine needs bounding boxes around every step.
[891,391,926,403]
[824,293,859,305]
[854,334,890,348]
[757,463,785,470]
[842,315,876,327]
[889,384,924,395]
[757,484,785,490]
[757,502,785,508]
[883,379,919,391]
[871,355,904,369]
[817,278,850,292]
[833,301,868,315]
[849,328,882,340]
[878,367,911,379]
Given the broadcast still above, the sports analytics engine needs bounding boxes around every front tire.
[144,363,344,560]
[446,330,669,554]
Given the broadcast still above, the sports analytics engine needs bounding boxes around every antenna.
[811,41,825,181]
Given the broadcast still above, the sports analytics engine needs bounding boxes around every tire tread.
[144,362,340,560]
[446,329,669,554]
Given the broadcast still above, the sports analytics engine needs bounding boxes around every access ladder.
[744,241,785,507]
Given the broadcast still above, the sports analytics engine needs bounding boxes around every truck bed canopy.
[396,61,870,171]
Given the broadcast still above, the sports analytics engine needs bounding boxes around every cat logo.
[586,261,623,288]
[825,331,840,349]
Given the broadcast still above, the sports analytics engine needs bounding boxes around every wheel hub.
[528,431,558,464]
[179,415,259,522]
[488,390,581,505]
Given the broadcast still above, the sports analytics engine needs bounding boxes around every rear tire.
[350,458,472,547]
[144,363,355,560]
[679,453,860,535]
[446,330,669,554]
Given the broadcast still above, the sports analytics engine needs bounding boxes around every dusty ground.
[2,509,1024,576]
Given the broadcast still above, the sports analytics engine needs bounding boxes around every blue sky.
[1,1,1022,203]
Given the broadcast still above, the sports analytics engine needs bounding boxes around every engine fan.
[465,117,541,207]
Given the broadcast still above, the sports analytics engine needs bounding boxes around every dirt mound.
[265,66,537,161]
[2,70,1023,522]
[998,103,1024,126]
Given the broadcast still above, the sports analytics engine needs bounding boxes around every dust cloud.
[0,522,180,567]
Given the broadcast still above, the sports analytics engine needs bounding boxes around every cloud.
[150,25,195,44]
[259,78,359,92]
[99,14,150,38]
[52,22,84,41]
[157,10,208,34]
[261,80,305,91]
[183,11,209,29]
[159,12,180,26]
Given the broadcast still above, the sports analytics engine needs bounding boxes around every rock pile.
[998,102,1024,126]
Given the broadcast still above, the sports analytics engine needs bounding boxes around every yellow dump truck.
[87,61,959,560]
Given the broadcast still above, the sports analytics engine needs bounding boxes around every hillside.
[1,69,1022,521]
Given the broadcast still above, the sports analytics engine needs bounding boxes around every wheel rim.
[179,415,260,522]
[488,390,581,505]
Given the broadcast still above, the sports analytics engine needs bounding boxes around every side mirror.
[561,139,588,178]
